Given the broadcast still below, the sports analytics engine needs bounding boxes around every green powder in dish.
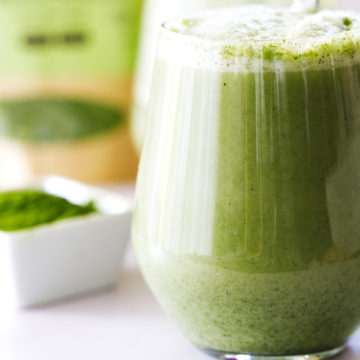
[0,189,97,231]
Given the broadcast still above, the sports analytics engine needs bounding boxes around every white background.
[341,0,360,9]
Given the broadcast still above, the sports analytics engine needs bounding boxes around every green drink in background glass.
[133,4,360,359]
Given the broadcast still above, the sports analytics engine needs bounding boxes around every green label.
[0,0,143,77]
[0,99,125,142]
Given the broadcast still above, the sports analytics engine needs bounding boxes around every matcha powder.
[0,190,97,231]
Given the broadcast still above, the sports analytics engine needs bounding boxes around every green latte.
[133,5,360,356]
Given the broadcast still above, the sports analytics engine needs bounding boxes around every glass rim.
[160,4,360,49]
[161,18,360,46]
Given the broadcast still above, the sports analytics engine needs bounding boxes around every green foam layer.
[160,6,360,71]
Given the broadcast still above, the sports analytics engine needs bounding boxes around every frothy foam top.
[169,6,360,41]
[159,6,360,71]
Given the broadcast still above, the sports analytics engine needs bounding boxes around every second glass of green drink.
[132,4,360,359]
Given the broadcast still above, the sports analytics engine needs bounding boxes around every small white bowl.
[0,176,132,309]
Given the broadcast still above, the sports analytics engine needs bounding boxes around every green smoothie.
[133,5,360,356]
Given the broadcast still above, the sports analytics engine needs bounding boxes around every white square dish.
[0,176,133,309]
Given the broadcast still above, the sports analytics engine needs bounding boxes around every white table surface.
[0,183,358,360]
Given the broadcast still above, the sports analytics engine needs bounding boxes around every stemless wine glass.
[132,5,360,359]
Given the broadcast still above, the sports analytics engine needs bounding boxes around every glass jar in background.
[0,0,143,188]
[132,5,360,358]
[131,0,338,152]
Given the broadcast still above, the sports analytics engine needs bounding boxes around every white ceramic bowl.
[0,176,132,309]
